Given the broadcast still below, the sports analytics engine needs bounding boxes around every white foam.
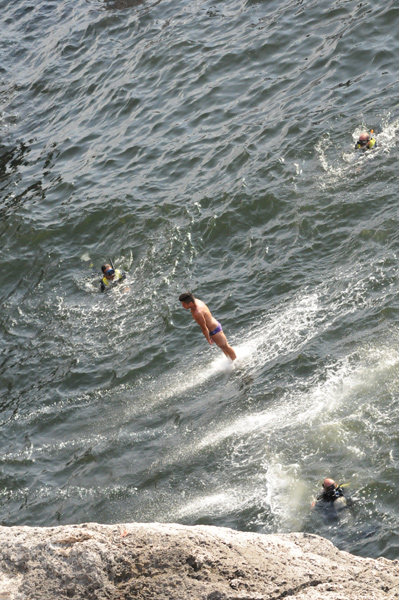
[315,115,399,188]
[195,339,399,460]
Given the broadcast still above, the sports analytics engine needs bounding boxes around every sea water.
[1,0,399,560]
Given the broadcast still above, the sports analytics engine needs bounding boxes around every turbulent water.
[2,0,399,560]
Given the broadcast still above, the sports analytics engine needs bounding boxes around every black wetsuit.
[318,485,344,503]
[313,485,352,514]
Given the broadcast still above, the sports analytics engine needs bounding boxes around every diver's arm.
[193,312,213,345]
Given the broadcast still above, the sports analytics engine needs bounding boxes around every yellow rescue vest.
[102,269,124,288]
[356,137,376,149]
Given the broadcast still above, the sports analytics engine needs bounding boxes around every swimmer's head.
[179,292,195,308]
[357,131,370,147]
[323,478,336,492]
[102,264,115,278]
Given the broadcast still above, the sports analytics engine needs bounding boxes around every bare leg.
[211,331,237,361]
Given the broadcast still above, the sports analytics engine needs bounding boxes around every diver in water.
[100,263,127,292]
[311,478,353,517]
[179,292,237,361]
[355,131,377,151]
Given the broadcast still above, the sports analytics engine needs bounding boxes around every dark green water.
[1,0,399,560]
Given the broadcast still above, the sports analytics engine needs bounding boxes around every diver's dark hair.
[101,264,111,273]
[179,292,194,303]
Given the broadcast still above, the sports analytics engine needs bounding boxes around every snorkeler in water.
[311,478,353,517]
[100,263,127,292]
[355,131,377,151]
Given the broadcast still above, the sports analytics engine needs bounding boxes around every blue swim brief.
[209,321,222,336]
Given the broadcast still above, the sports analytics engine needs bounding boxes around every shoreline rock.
[1,522,399,599]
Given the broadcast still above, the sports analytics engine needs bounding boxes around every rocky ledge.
[1,522,399,599]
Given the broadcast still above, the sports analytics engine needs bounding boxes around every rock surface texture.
[1,522,399,599]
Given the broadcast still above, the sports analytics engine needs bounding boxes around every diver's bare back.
[191,298,218,331]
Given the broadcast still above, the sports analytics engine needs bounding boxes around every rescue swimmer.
[311,478,353,519]
[100,263,126,292]
[355,130,377,151]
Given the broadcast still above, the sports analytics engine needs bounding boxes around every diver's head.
[357,131,370,147]
[179,291,195,309]
[101,264,115,279]
[323,478,336,492]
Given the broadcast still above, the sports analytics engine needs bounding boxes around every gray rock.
[0,522,399,599]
